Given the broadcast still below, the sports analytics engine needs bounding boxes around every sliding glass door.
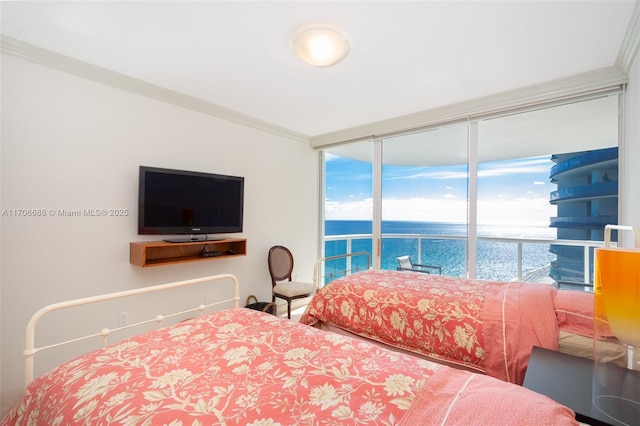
[323,141,374,280]
[321,92,620,287]
[476,95,619,287]
[381,123,469,276]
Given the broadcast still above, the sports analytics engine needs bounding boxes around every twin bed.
[2,273,580,425]
[301,254,623,385]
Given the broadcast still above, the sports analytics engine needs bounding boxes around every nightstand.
[523,346,639,426]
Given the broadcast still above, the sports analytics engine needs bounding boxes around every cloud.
[325,195,556,226]
[385,156,553,182]
[325,198,374,220]
[477,165,550,178]
[476,197,555,226]
[387,169,468,181]
[325,153,339,161]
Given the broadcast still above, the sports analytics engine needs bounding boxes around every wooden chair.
[396,255,442,275]
[268,245,314,319]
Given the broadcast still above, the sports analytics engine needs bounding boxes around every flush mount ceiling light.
[292,27,350,67]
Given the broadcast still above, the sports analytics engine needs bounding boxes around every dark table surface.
[523,346,640,426]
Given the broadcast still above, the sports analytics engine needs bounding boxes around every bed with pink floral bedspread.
[2,308,577,425]
[300,269,592,385]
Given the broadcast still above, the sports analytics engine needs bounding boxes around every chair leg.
[287,301,292,319]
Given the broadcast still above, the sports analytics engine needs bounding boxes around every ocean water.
[324,220,557,283]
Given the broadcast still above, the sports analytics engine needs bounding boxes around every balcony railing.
[550,147,618,178]
[549,181,618,202]
[549,215,617,228]
[323,233,608,288]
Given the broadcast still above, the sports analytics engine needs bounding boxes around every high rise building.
[549,147,618,288]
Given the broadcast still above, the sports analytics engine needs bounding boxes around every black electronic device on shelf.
[200,245,222,258]
[138,166,244,243]
[200,250,222,258]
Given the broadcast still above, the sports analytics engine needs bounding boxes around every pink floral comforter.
[2,308,577,425]
[300,269,560,384]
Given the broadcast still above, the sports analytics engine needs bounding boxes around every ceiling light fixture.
[292,27,350,68]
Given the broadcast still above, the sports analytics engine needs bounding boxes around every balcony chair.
[396,255,442,275]
[268,245,315,319]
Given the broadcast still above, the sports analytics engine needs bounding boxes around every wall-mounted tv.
[138,166,244,242]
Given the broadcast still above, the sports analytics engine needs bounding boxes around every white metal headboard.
[23,274,240,386]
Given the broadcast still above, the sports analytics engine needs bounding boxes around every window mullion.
[468,121,478,279]
[372,139,383,269]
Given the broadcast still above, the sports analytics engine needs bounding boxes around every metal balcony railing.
[550,147,618,178]
[549,181,618,202]
[549,216,617,228]
[323,233,607,287]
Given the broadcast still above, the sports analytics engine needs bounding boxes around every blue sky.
[325,154,557,226]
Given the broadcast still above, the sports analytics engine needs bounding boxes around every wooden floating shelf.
[130,238,247,267]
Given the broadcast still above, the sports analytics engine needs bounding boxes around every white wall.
[623,53,640,232]
[0,54,318,413]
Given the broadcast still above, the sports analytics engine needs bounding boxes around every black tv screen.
[138,166,244,239]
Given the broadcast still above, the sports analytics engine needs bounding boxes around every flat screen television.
[138,166,244,242]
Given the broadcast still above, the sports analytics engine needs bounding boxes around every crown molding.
[2,33,633,150]
[310,66,628,148]
[0,35,310,144]
[617,0,640,74]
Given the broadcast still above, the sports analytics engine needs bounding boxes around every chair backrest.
[397,255,414,270]
[268,245,294,286]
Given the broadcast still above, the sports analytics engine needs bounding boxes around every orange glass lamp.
[593,224,640,424]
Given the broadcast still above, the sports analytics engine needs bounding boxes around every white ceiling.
[0,1,636,139]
